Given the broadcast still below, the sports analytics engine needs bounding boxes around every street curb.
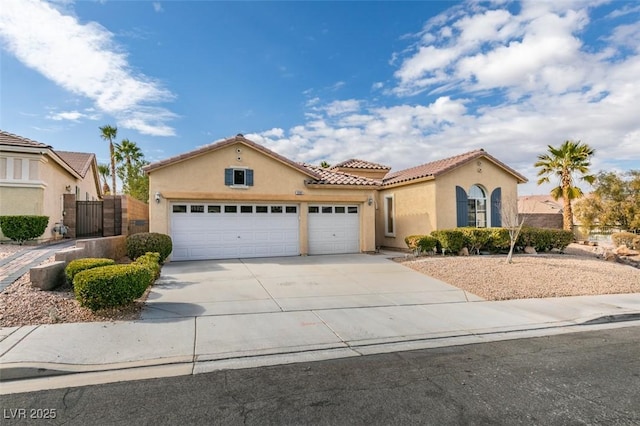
[2,318,639,395]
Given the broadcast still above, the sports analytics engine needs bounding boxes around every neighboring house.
[517,195,564,229]
[145,134,527,261]
[0,130,102,242]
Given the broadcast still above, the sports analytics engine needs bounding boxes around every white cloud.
[47,109,100,121]
[0,0,176,136]
[153,2,164,13]
[247,0,640,196]
[324,99,361,116]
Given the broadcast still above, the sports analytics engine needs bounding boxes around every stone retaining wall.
[31,235,127,290]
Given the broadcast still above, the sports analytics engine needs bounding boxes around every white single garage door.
[171,203,299,261]
[308,205,360,255]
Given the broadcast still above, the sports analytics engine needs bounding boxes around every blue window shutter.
[246,169,254,186]
[224,168,233,186]
[491,187,502,227]
[456,186,468,227]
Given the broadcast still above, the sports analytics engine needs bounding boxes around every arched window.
[468,185,487,227]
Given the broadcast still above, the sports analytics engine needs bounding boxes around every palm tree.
[534,140,596,231]
[99,125,118,195]
[114,139,144,192]
[98,163,111,195]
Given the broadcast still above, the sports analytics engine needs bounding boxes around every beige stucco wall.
[434,159,519,230]
[376,179,437,249]
[0,152,101,242]
[148,142,377,256]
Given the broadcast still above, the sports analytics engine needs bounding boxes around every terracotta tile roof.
[0,129,50,148]
[56,151,95,178]
[518,195,564,214]
[144,134,320,179]
[383,149,528,186]
[332,158,391,170]
[303,164,381,186]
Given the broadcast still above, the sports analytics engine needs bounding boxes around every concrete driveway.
[142,254,481,320]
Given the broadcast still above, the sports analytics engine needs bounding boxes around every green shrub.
[548,229,574,250]
[518,227,573,251]
[431,229,467,254]
[134,252,161,282]
[126,232,172,262]
[487,228,511,252]
[74,264,152,311]
[65,258,115,284]
[404,234,439,254]
[0,215,49,243]
[417,235,440,253]
[612,232,640,249]
[404,235,424,251]
[459,228,493,254]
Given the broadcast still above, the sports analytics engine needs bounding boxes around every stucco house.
[0,130,102,242]
[145,134,527,261]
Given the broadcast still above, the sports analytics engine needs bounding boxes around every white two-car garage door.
[308,205,360,255]
[171,203,299,261]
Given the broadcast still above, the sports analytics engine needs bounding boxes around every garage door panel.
[171,203,299,261]
[308,205,360,255]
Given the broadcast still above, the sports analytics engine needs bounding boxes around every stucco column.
[299,201,308,256]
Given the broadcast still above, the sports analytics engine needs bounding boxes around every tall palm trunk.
[562,173,573,231]
[562,189,573,231]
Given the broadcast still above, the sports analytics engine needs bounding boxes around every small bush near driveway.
[126,232,172,262]
[74,264,153,311]
[65,258,115,285]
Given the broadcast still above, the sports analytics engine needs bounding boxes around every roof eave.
[304,182,381,189]
[383,175,436,188]
[145,136,321,180]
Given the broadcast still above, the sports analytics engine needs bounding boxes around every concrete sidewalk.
[0,240,76,291]
[1,253,639,394]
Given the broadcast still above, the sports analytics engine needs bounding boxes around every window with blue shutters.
[225,168,254,187]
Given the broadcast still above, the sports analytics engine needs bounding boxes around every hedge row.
[68,251,163,311]
[0,215,49,243]
[406,227,574,255]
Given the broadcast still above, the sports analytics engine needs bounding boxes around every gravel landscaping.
[1,243,638,327]
[0,243,147,327]
[401,244,640,300]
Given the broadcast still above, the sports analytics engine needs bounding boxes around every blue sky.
[1,0,639,195]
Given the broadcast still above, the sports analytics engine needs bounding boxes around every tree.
[574,170,640,232]
[114,138,144,192]
[500,197,526,264]
[99,125,118,196]
[126,160,150,203]
[320,161,331,168]
[534,140,596,231]
[98,163,111,195]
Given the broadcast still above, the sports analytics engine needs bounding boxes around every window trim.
[384,194,395,237]
[225,167,254,188]
[467,184,488,228]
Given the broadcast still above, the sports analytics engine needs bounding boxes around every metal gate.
[76,201,103,238]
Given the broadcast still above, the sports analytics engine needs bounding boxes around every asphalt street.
[2,326,639,425]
